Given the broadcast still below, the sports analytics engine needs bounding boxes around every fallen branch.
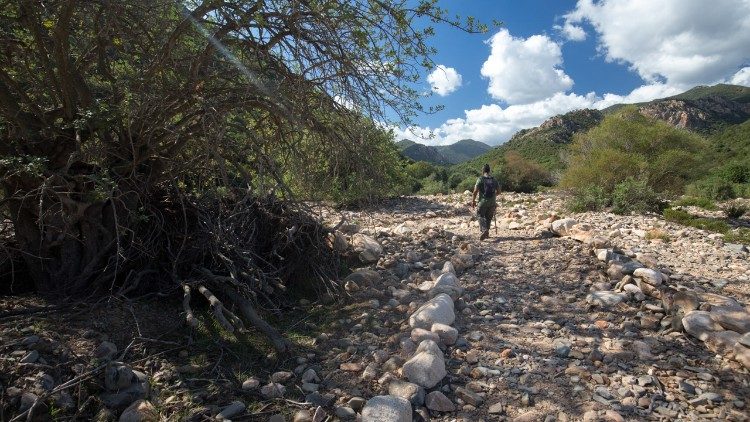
[197,285,236,333]
[182,284,197,328]
[217,284,292,353]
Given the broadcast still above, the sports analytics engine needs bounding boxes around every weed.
[645,229,671,242]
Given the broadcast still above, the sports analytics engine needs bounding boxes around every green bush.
[673,196,717,210]
[560,108,708,195]
[732,183,750,199]
[568,186,609,212]
[456,175,478,193]
[611,178,664,214]
[686,177,736,200]
[718,163,750,183]
[500,151,552,193]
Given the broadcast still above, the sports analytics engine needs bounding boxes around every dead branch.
[197,284,244,334]
[182,284,197,328]
[218,284,292,354]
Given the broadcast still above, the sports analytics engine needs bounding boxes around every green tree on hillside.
[561,107,708,195]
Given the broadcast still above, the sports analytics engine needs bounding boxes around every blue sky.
[395,0,750,146]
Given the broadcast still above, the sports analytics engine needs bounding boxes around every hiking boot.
[480,230,489,241]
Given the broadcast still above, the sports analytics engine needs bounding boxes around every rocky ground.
[1,192,749,421]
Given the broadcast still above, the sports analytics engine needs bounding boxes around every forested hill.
[396,138,491,165]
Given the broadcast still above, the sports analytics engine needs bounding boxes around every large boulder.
[734,342,750,369]
[710,307,750,334]
[450,254,474,273]
[704,331,741,356]
[388,380,425,406]
[672,291,700,313]
[409,294,455,329]
[425,391,456,412]
[429,272,463,300]
[351,234,383,264]
[551,218,577,236]
[699,293,743,310]
[431,323,458,345]
[633,268,663,286]
[682,311,724,341]
[586,291,626,308]
[402,341,446,388]
[344,269,382,288]
[361,395,412,422]
[327,231,348,253]
[119,400,157,422]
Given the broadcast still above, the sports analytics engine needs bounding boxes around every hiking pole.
[494,212,498,234]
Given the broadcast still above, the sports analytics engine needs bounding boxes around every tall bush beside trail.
[560,107,709,196]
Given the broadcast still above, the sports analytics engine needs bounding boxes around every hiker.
[471,163,501,240]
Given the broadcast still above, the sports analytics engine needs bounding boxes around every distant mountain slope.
[670,84,750,103]
[459,83,750,176]
[604,84,750,133]
[400,143,451,165]
[437,139,492,164]
[396,138,491,165]
[455,109,604,174]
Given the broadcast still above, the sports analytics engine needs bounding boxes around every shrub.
[673,196,717,210]
[718,163,750,183]
[686,177,736,200]
[568,186,609,212]
[645,229,670,242]
[663,208,692,224]
[500,151,552,193]
[560,109,708,195]
[456,175,478,193]
[724,201,748,219]
[611,178,664,214]
[663,208,730,233]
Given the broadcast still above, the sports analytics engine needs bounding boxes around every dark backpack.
[481,176,496,198]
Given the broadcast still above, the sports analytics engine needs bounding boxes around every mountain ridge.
[396,138,491,165]
[459,83,750,173]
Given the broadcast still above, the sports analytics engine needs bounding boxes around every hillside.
[604,84,750,133]
[396,138,491,165]
[460,83,750,177]
[455,108,604,174]
[437,139,492,164]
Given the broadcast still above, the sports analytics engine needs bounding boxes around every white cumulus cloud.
[481,29,574,104]
[730,67,750,86]
[564,0,750,86]
[554,22,587,41]
[427,65,463,96]
[393,82,688,146]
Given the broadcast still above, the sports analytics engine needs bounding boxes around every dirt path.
[312,193,749,421]
[2,193,748,421]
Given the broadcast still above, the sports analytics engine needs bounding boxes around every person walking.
[471,164,501,240]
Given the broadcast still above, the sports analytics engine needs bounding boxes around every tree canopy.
[0,0,486,349]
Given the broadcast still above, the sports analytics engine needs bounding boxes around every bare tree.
[0,0,485,349]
